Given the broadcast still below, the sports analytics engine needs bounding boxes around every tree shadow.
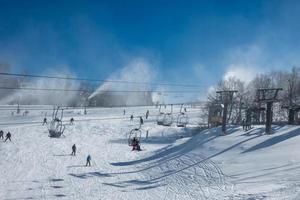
[51,185,64,189]
[242,127,300,153]
[240,127,265,136]
[67,165,86,168]
[69,171,112,179]
[53,194,66,198]
[49,178,64,182]
[135,184,166,190]
[102,179,161,190]
[53,154,71,157]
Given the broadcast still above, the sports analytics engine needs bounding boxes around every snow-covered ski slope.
[1,105,300,200]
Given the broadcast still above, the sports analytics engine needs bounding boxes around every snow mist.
[0,69,80,106]
[89,58,156,106]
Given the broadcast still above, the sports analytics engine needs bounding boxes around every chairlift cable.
[0,72,208,88]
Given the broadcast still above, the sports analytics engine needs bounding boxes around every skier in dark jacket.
[43,117,47,125]
[70,118,74,125]
[71,144,76,156]
[0,130,3,139]
[5,132,11,142]
[86,154,91,166]
[140,117,144,125]
[242,119,246,131]
[145,110,149,119]
[130,115,133,121]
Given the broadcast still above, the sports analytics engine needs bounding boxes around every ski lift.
[177,104,189,127]
[163,104,173,126]
[128,124,142,146]
[156,104,165,125]
[48,106,66,138]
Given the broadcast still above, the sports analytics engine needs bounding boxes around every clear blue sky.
[0,0,300,97]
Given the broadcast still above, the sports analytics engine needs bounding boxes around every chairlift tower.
[216,90,237,135]
[256,88,282,134]
[281,104,300,125]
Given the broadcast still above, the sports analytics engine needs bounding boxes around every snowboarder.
[145,110,149,119]
[0,130,3,139]
[86,154,91,166]
[71,144,76,156]
[5,132,11,142]
[70,118,74,125]
[130,115,133,121]
[43,117,47,125]
[140,117,144,125]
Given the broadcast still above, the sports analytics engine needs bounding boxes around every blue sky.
[0,0,300,100]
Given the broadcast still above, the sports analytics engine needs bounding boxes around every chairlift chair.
[128,124,142,146]
[156,104,165,125]
[162,104,173,126]
[48,107,66,138]
[177,104,189,127]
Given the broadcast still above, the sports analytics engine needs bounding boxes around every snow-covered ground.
[1,105,300,199]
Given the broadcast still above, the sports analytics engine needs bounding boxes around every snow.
[1,105,300,199]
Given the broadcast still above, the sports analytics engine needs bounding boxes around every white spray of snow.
[0,68,80,106]
[89,58,157,106]
[223,45,265,83]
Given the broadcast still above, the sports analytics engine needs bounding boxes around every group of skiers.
[42,117,75,125]
[0,130,12,142]
[242,119,252,131]
[128,110,150,123]
[70,144,92,166]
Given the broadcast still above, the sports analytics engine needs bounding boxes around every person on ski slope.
[71,144,76,156]
[5,132,12,142]
[86,154,91,166]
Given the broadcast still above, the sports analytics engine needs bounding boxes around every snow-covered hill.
[0,105,300,200]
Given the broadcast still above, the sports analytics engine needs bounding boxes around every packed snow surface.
[0,105,300,199]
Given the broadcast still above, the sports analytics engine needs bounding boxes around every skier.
[5,132,11,142]
[242,119,246,131]
[70,118,74,125]
[184,107,187,112]
[42,117,47,125]
[123,109,126,115]
[130,115,133,121]
[140,116,144,125]
[246,118,251,131]
[71,144,76,156]
[145,110,149,119]
[0,130,3,139]
[86,154,91,166]
[136,141,141,151]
